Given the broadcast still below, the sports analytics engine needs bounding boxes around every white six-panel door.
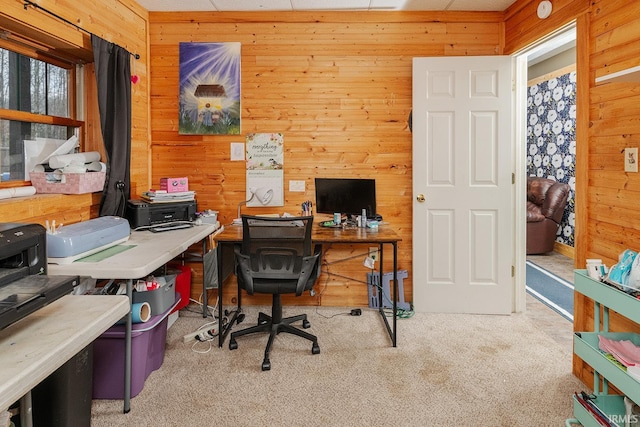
[412,56,514,314]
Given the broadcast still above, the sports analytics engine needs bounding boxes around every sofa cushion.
[527,201,545,222]
[527,178,555,206]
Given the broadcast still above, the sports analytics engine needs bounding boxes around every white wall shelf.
[595,65,640,84]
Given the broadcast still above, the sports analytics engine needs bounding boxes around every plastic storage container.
[92,298,177,399]
[170,265,191,313]
[132,274,176,317]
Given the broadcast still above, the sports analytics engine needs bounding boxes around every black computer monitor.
[314,178,376,219]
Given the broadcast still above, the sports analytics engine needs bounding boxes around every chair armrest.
[295,249,322,296]
[234,248,255,295]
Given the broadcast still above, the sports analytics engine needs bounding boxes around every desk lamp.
[235,187,274,222]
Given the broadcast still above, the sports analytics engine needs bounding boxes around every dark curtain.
[92,35,131,217]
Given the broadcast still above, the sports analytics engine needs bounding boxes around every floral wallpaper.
[527,70,576,247]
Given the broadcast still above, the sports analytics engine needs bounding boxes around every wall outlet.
[368,247,379,261]
[625,147,638,173]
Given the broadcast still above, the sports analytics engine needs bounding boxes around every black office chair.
[229,215,322,370]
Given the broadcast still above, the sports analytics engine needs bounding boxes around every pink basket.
[30,172,106,194]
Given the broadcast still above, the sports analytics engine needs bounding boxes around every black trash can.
[31,343,93,427]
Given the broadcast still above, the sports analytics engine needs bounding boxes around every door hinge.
[512,173,515,184]
[512,265,515,277]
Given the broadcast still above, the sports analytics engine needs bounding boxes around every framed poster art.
[179,42,241,135]
[245,133,284,208]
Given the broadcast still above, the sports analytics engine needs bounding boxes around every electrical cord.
[114,180,127,218]
[316,245,414,320]
[185,294,219,319]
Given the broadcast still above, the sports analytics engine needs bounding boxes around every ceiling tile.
[211,0,293,11]
[136,0,217,11]
[448,0,516,11]
[133,0,518,12]
[291,0,370,10]
[369,0,452,10]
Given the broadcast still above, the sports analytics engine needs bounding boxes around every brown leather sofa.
[526,177,570,255]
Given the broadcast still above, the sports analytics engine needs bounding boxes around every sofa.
[526,177,570,255]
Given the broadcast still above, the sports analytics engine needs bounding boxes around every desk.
[214,223,402,348]
[0,295,129,418]
[48,223,216,413]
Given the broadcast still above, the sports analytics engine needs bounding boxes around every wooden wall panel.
[507,0,640,388]
[0,0,150,226]
[147,11,502,307]
[503,0,589,54]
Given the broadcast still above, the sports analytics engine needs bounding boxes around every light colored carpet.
[91,304,585,426]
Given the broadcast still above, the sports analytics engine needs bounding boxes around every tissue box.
[160,177,188,193]
[30,172,106,194]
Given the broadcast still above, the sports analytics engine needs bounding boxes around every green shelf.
[572,270,640,425]
[574,332,640,403]
[572,394,628,427]
[574,270,640,325]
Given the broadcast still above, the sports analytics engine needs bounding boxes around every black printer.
[0,223,78,329]
[126,199,197,229]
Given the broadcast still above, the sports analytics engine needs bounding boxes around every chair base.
[229,295,320,371]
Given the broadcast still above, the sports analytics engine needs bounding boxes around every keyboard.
[149,223,193,233]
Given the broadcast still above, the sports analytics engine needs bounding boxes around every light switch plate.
[230,142,245,161]
[289,180,305,192]
[625,147,638,173]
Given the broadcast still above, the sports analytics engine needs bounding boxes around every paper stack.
[141,189,195,203]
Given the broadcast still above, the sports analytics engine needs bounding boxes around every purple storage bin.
[92,297,178,399]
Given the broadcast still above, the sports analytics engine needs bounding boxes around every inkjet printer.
[126,199,196,230]
[0,223,78,330]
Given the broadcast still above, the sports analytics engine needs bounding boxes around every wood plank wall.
[147,11,503,307]
[506,0,640,389]
[582,0,640,388]
[0,0,150,225]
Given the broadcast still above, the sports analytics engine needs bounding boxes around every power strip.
[183,327,217,343]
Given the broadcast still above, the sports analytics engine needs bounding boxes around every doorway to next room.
[520,24,576,352]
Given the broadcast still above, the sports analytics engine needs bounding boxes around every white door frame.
[513,22,577,313]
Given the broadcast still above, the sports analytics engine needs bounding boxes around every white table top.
[48,223,217,279]
[0,294,129,412]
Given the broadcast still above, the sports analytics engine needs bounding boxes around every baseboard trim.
[553,242,574,259]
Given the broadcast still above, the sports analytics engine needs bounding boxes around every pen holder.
[302,209,312,216]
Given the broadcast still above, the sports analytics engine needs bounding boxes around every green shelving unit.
[570,270,640,426]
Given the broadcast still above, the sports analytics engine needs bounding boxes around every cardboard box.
[160,177,189,193]
[30,172,106,194]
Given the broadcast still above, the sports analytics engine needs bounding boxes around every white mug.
[586,259,603,280]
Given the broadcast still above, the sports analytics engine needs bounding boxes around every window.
[0,46,82,183]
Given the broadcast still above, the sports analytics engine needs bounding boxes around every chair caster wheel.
[302,320,311,329]
[262,360,271,371]
[312,343,320,354]
[229,339,238,350]
[237,313,245,324]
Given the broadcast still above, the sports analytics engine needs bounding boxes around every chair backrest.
[239,215,315,284]
[240,215,313,255]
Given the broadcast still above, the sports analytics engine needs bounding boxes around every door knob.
[416,194,425,203]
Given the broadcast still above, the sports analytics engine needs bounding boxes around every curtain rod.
[22,0,140,60]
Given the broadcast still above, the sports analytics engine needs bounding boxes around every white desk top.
[48,223,217,279]
[0,295,129,412]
